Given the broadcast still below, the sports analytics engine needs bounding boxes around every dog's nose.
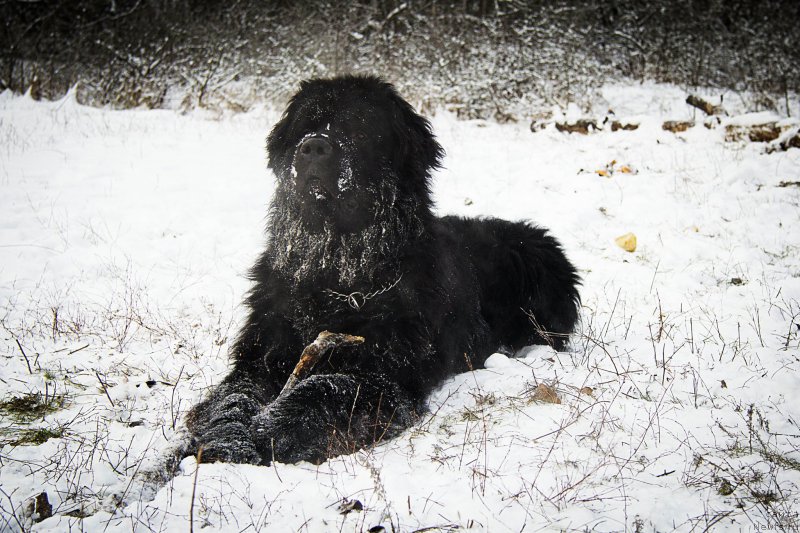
[297,136,333,161]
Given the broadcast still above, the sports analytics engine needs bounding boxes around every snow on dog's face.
[266,75,443,235]
[285,99,393,234]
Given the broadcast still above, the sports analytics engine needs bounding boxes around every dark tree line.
[2,0,798,118]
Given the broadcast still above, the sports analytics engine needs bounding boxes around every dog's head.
[267,75,443,234]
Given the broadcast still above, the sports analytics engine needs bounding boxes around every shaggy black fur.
[185,75,580,465]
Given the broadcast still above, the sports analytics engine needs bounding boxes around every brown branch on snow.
[686,94,725,116]
[279,331,365,396]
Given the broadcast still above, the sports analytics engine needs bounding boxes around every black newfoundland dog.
[185,75,580,465]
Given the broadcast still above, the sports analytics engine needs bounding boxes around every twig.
[279,331,364,396]
[104,431,157,531]
[0,487,26,533]
[67,343,89,355]
[15,339,32,374]
[95,372,115,407]
[170,365,184,430]
[346,384,361,442]
[270,438,283,483]
[189,446,203,533]
[700,510,734,533]
[649,260,661,294]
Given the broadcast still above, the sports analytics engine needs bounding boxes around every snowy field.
[1,85,799,532]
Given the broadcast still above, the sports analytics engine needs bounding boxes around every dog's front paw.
[250,406,330,465]
[209,392,261,425]
[197,420,262,464]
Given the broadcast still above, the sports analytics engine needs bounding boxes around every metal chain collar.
[325,273,404,311]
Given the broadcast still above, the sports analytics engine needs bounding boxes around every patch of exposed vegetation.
[3,427,64,447]
[0,392,66,422]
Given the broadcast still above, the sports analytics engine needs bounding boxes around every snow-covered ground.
[1,85,799,532]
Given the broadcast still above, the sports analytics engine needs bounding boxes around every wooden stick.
[279,331,364,396]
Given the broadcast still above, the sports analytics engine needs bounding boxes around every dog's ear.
[386,85,444,191]
[266,79,322,177]
[266,102,297,177]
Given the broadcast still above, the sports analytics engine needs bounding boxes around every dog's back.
[437,216,580,352]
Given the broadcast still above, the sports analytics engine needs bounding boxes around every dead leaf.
[532,383,561,404]
[615,232,637,252]
[597,160,636,177]
[579,386,594,397]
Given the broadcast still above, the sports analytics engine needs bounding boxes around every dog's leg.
[250,373,418,465]
[185,315,301,464]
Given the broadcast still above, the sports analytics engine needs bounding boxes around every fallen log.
[725,123,782,143]
[530,120,548,132]
[611,120,639,131]
[766,127,800,153]
[662,120,694,133]
[686,94,725,116]
[555,119,598,134]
